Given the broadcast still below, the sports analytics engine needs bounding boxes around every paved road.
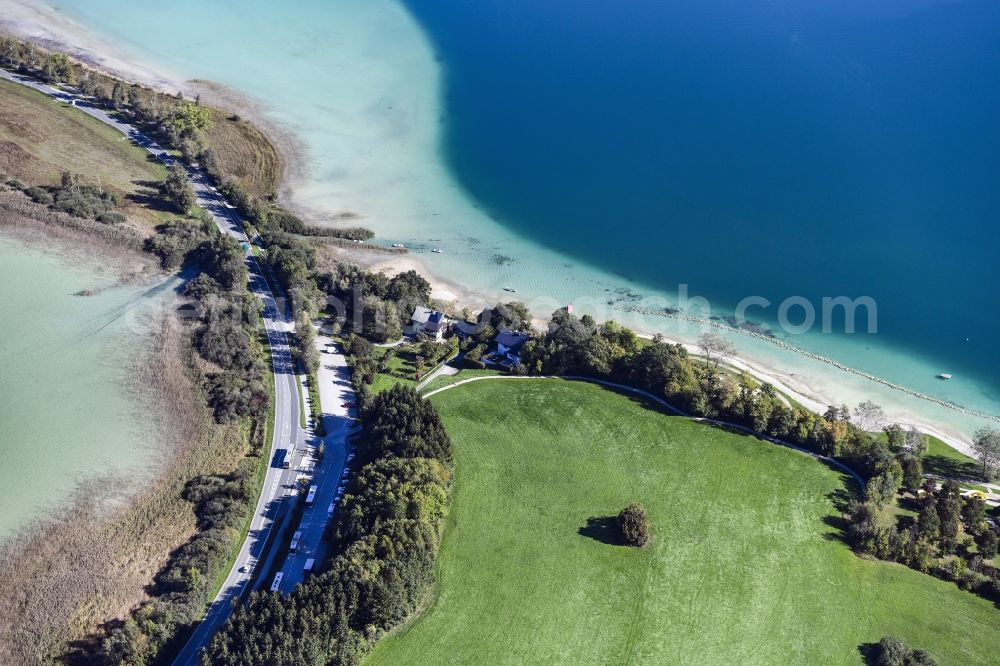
[0,68,325,663]
[415,356,460,392]
[279,332,359,589]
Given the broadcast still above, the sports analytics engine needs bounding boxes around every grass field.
[367,379,1000,665]
[0,78,167,226]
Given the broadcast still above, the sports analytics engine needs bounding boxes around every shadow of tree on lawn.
[857,642,880,665]
[578,516,624,546]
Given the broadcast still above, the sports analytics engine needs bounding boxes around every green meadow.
[368,379,1000,665]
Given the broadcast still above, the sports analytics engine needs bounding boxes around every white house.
[495,331,532,365]
[410,305,450,341]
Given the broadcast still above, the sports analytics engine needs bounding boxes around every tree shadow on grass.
[857,642,880,665]
[579,516,624,546]
[923,454,981,481]
[822,488,854,547]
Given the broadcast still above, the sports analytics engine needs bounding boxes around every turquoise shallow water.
[406,0,1000,398]
[27,0,1000,439]
[0,239,166,539]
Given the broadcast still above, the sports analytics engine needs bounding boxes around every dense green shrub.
[875,636,937,666]
[146,219,208,269]
[52,183,120,218]
[96,210,126,224]
[205,234,248,291]
[24,186,53,205]
[618,503,651,547]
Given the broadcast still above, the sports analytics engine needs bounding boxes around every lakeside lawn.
[367,379,1000,665]
[924,434,983,481]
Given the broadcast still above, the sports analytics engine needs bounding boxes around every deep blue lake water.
[406,0,1000,400]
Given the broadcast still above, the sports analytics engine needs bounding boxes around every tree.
[163,163,196,213]
[977,529,999,560]
[296,311,320,375]
[972,427,1000,480]
[905,427,928,456]
[360,295,402,343]
[874,636,938,666]
[936,480,963,543]
[111,81,127,109]
[170,102,214,136]
[853,400,886,432]
[884,424,905,450]
[866,467,902,508]
[618,503,651,547]
[386,270,431,307]
[42,53,75,84]
[917,500,940,542]
[962,496,987,536]
[900,454,923,493]
[489,301,532,332]
[698,331,736,366]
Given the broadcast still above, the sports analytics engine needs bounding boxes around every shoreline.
[0,4,988,453]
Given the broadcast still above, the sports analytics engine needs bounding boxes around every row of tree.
[2,34,378,245]
[519,308,889,472]
[202,384,453,665]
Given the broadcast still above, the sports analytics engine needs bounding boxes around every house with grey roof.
[410,305,450,341]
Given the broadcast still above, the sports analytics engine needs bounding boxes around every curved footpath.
[0,68,349,664]
[423,374,867,491]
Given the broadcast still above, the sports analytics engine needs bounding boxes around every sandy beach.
[0,0,987,456]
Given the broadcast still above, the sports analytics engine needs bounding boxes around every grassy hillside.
[0,77,168,232]
[367,379,1000,665]
[0,78,165,190]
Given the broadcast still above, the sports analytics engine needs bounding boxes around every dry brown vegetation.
[192,79,295,198]
[202,108,282,199]
[0,309,252,665]
[0,187,149,254]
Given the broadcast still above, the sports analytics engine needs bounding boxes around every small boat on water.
[503,287,517,293]
[938,373,953,380]
[431,248,443,254]
[391,243,405,248]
